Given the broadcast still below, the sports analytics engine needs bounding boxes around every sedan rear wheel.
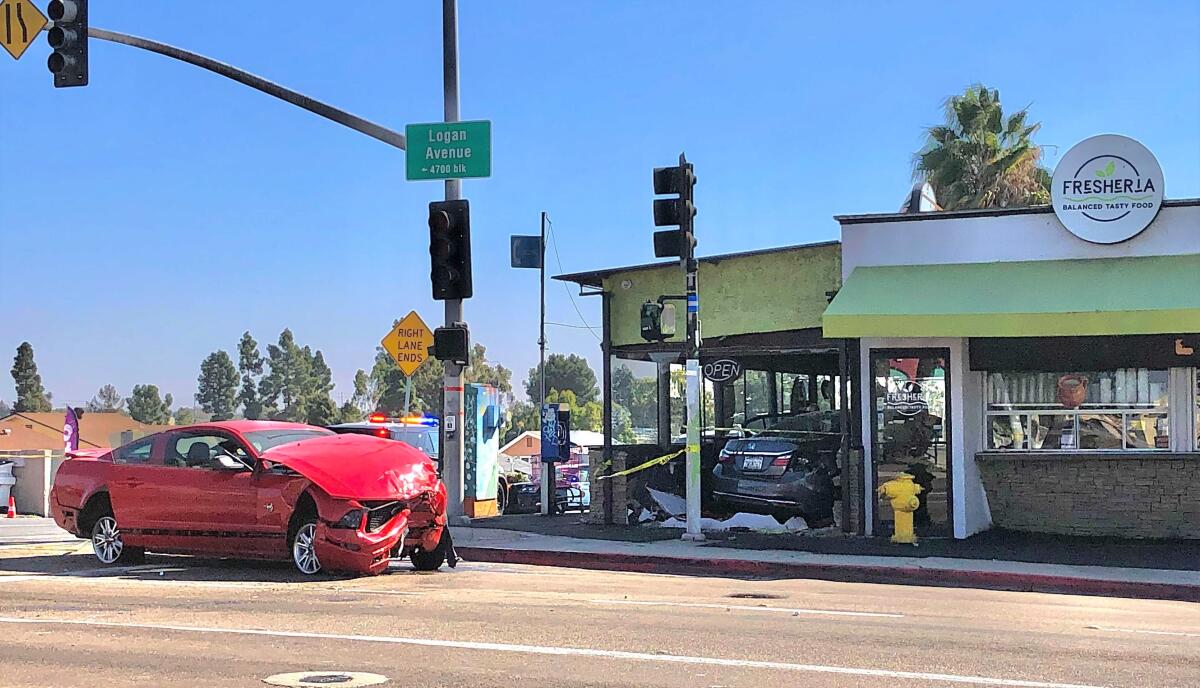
[90,515,142,565]
[291,521,322,575]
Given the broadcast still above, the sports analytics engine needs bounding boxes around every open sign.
[703,359,743,383]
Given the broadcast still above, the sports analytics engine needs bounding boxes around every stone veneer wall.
[977,453,1200,539]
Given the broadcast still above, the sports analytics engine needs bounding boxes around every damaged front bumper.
[315,509,410,575]
[314,492,448,576]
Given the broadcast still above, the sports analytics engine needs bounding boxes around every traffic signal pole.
[679,154,703,542]
[539,211,551,516]
[441,0,467,525]
[651,154,702,541]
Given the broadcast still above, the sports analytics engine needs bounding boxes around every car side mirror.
[213,453,249,471]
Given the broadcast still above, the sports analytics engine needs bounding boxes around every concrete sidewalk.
[453,526,1200,602]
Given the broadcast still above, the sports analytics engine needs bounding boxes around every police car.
[328,414,440,462]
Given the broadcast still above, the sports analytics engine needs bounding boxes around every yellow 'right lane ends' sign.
[381,311,434,377]
[1,0,48,61]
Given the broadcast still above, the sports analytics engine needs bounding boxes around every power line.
[546,217,601,341]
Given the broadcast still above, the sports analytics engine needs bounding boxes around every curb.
[456,547,1200,603]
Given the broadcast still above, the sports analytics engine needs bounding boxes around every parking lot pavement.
[0,517,79,548]
[1,545,1198,688]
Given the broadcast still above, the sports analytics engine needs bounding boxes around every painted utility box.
[464,383,503,517]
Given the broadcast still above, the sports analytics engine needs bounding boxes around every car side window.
[167,433,253,470]
[113,437,154,465]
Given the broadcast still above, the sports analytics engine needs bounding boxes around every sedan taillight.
[771,456,791,467]
[718,448,733,463]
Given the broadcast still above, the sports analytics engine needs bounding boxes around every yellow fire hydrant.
[877,473,923,545]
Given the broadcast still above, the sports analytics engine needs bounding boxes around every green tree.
[260,329,312,421]
[914,84,1051,210]
[86,384,124,413]
[304,349,337,425]
[338,369,370,423]
[546,388,603,433]
[11,342,51,412]
[196,350,240,421]
[502,399,540,444]
[525,353,598,404]
[127,385,172,424]
[174,406,198,426]
[611,403,636,444]
[237,331,265,420]
[466,344,512,393]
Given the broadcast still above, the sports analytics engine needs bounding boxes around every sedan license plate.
[742,456,764,471]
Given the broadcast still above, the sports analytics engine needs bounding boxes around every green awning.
[823,254,1200,338]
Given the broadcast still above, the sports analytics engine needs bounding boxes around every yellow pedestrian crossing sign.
[381,311,434,377]
[1,0,47,61]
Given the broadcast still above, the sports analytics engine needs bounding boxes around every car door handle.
[115,479,144,488]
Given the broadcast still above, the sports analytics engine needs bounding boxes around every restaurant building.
[561,134,1198,540]
[826,135,1199,539]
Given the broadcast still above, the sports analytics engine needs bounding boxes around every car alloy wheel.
[91,516,124,564]
[292,522,321,575]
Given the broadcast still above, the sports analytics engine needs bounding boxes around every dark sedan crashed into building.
[712,411,841,527]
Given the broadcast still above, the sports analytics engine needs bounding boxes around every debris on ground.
[658,512,809,533]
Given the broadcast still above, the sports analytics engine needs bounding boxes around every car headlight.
[331,509,364,530]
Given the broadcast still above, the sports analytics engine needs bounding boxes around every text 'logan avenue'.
[426,129,473,160]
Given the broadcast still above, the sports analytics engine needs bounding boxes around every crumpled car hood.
[262,434,441,500]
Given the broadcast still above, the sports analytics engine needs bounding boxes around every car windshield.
[243,429,333,453]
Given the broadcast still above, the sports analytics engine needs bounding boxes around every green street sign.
[406,120,491,181]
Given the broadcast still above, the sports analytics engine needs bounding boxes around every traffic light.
[639,301,676,341]
[46,0,88,88]
[652,161,696,259]
[428,199,473,300]
[431,324,470,366]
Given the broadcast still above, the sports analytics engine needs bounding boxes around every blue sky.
[3,1,1199,409]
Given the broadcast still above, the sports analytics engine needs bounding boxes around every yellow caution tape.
[597,449,684,480]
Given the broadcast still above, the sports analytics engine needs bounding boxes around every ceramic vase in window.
[1057,375,1088,409]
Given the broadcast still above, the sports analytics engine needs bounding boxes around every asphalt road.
[0,539,1197,688]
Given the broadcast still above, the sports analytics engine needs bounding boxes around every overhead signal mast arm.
[80,27,406,150]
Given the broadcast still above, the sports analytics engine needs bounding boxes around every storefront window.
[610,358,657,445]
[667,363,716,443]
[777,373,811,414]
[730,369,770,428]
[986,369,1169,451]
[1195,370,1200,451]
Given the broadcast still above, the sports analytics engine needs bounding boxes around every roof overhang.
[824,254,1200,338]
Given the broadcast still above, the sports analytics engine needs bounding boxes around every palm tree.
[914,84,1051,210]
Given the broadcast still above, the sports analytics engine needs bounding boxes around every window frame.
[984,368,1175,453]
[112,436,155,465]
[165,430,255,470]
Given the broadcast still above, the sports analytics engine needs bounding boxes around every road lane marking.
[1088,625,1200,639]
[0,575,41,584]
[590,599,903,618]
[0,616,1106,688]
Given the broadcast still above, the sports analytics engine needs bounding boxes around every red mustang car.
[49,421,453,576]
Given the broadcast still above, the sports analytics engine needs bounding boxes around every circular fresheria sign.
[1051,134,1164,244]
[885,380,928,417]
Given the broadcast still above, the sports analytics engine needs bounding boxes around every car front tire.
[90,514,144,565]
[411,528,449,571]
[291,520,322,575]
